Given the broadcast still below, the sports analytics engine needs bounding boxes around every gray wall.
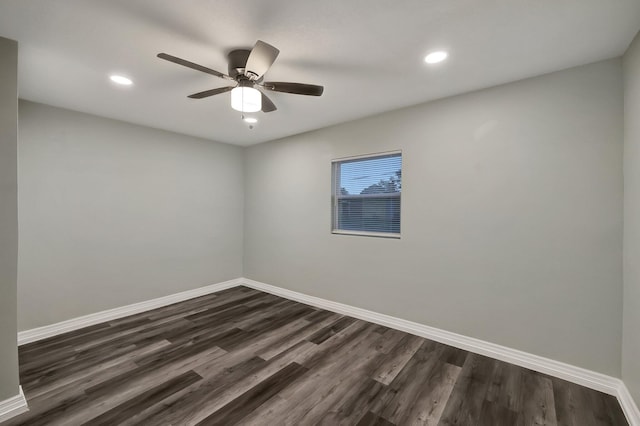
[244,59,624,376]
[623,30,640,405]
[18,101,244,330]
[0,37,20,400]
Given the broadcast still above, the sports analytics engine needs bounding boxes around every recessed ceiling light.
[243,117,258,124]
[109,75,133,85]
[424,51,448,64]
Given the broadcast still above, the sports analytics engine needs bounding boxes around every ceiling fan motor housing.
[227,49,251,79]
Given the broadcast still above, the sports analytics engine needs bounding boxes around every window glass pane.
[338,155,402,196]
[333,153,401,236]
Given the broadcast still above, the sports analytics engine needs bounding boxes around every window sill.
[331,230,401,239]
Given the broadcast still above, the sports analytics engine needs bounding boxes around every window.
[332,152,402,238]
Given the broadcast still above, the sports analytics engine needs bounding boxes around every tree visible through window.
[332,152,402,236]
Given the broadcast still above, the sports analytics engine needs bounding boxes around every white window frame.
[331,150,402,239]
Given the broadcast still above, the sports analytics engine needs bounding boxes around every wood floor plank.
[263,325,387,424]
[37,347,223,426]
[243,304,317,335]
[257,312,342,360]
[399,361,461,425]
[20,333,173,391]
[485,360,524,413]
[373,327,407,354]
[437,353,499,426]
[196,362,308,425]
[601,394,630,426]
[307,316,358,344]
[553,375,602,426]
[478,399,519,426]
[7,286,629,426]
[370,333,424,385]
[238,323,382,425]
[291,320,376,375]
[315,377,387,425]
[19,322,112,356]
[283,355,385,425]
[84,344,225,397]
[71,315,192,352]
[232,298,295,329]
[192,317,314,379]
[374,341,461,425]
[518,370,558,426]
[355,411,395,426]
[135,356,269,426]
[25,339,171,399]
[164,340,315,424]
[87,370,203,425]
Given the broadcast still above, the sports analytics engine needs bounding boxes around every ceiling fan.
[157,40,324,114]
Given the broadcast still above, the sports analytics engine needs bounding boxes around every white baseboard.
[240,278,640,426]
[619,383,640,426]
[15,276,640,425]
[0,386,28,423]
[17,278,243,346]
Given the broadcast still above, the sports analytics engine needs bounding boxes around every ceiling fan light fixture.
[231,86,261,112]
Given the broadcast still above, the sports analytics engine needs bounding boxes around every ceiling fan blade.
[260,91,277,112]
[188,86,234,99]
[244,41,280,80]
[157,53,233,81]
[262,82,324,96]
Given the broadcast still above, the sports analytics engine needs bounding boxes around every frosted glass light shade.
[231,86,261,112]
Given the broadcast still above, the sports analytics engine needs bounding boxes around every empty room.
[1,1,640,425]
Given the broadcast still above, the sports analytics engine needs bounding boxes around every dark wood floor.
[3,286,628,425]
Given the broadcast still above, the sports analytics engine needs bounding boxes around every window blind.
[332,152,402,236]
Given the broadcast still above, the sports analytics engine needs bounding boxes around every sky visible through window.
[339,155,402,195]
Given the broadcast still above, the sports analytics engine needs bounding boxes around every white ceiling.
[1,1,639,146]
